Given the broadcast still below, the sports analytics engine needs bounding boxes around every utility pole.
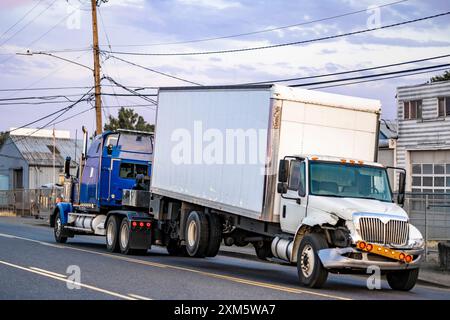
[91,0,102,135]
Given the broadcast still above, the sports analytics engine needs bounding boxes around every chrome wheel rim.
[187,220,197,247]
[300,244,315,278]
[106,221,114,246]
[120,223,129,249]
[55,217,61,237]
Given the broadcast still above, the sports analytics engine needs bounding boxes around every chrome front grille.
[359,217,408,246]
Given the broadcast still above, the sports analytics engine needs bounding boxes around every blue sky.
[0,0,449,138]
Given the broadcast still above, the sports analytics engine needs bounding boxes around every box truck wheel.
[205,213,222,257]
[185,211,209,258]
[386,269,419,291]
[297,233,328,288]
[106,215,120,253]
[54,211,67,244]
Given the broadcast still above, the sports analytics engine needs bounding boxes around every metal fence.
[0,188,61,218]
[404,193,450,241]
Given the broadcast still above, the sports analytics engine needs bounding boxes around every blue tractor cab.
[74,129,153,210]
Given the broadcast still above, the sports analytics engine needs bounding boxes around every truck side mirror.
[397,171,406,206]
[64,157,71,178]
[277,182,288,194]
[278,159,290,183]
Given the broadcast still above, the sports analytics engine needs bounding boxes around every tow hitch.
[356,241,413,263]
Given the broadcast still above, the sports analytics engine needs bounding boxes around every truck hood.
[308,195,408,221]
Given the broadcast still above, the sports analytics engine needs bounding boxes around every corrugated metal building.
[396,80,450,192]
[0,129,81,190]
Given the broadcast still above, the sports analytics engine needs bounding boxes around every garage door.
[410,150,450,193]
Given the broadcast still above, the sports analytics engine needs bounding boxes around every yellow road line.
[0,232,351,300]
[0,259,136,300]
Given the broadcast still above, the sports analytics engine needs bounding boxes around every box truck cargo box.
[151,85,381,223]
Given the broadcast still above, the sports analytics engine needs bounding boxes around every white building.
[0,128,81,190]
[396,80,450,193]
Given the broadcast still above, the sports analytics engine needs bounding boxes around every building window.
[403,100,422,120]
[438,97,450,117]
[411,163,450,193]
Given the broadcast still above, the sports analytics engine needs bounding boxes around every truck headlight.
[407,224,424,249]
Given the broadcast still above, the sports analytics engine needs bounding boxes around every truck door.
[280,159,308,234]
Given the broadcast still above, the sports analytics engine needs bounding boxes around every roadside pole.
[91,0,102,135]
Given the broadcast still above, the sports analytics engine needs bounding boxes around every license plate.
[356,241,413,263]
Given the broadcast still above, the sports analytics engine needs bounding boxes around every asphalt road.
[0,217,449,300]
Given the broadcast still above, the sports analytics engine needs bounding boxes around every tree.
[103,107,154,132]
[430,71,450,83]
[0,131,8,149]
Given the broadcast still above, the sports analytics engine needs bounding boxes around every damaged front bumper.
[318,247,423,271]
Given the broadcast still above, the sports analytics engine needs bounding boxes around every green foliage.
[430,71,450,83]
[0,131,9,148]
[103,107,154,132]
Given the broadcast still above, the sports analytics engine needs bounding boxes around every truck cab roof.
[301,155,385,168]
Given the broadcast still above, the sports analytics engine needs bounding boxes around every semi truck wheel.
[297,233,329,288]
[54,211,67,244]
[185,211,209,258]
[205,213,222,257]
[106,216,120,253]
[119,217,133,255]
[386,269,419,291]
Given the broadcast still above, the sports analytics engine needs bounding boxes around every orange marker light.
[366,244,373,251]
[358,242,367,250]
[311,156,319,160]
[341,159,347,163]
[405,255,413,263]
[358,160,364,165]
[399,253,406,260]
[349,160,356,164]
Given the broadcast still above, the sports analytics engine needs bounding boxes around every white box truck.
[147,84,424,290]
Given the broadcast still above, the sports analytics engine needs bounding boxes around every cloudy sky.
[0,0,449,138]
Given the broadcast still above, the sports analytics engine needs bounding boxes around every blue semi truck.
[51,127,156,255]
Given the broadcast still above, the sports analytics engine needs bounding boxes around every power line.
[0,0,58,47]
[102,11,450,56]
[2,88,94,145]
[289,63,450,87]
[108,55,202,85]
[0,0,45,40]
[101,0,409,48]
[240,53,450,85]
[6,87,94,135]
[102,76,158,105]
[310,67,450,89]
[0,84,158,92]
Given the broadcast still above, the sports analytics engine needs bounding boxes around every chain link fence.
[0,188,62,218]
[404,192,450,261]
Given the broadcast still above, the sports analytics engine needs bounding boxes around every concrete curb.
[219,248,450,289]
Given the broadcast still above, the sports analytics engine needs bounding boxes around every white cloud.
[177,0,242,10]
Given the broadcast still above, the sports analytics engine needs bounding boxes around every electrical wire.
[239,54,450,85]
[290,63,450,87]
[108,55,202,86]
[102,11,450,56]
[0,0,58,47]
[100,0,409,48]
[0,0,45,40]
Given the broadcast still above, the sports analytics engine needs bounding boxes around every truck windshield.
[309,161,392,202]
